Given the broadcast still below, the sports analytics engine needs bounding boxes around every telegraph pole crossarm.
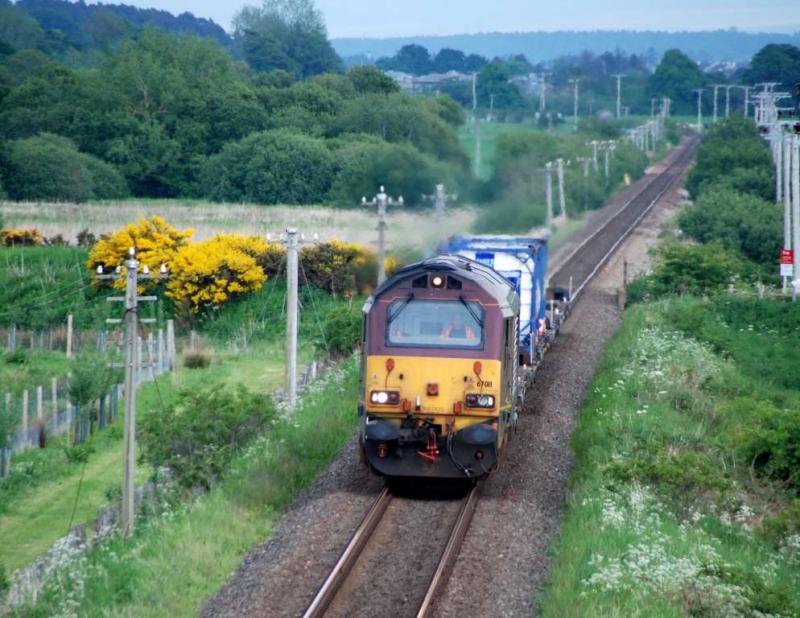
[423,184,457,220]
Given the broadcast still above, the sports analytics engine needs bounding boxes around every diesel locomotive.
[358,253,529,479]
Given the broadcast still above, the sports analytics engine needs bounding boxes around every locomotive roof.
[363,254,520,318]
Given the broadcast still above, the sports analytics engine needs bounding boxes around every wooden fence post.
[8,325,16,352]
[167,320,176,371]
[157,329,165,373]
[66,314,74,359]
[22,390,29,449]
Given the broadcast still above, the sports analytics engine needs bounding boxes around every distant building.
[509,73,541,96]
[386,70,473,93]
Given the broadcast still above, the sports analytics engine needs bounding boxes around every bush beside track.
[539,299,800,616]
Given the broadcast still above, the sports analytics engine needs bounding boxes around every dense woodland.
[0,0,798,206]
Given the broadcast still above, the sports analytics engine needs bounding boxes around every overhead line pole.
[784,134,792,293]
[544,162,554,231]
[793,134,800,302]
[556,158,567,218]
[362,186,403,285]
[612,73,624,119]
[285,228,299,409]
[694,88,705,132]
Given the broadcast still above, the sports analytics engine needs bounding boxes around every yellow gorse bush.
[1,228,44,247]
[86,216,391,315]
[87,216,194,290]
[167,234,269,313]
[300,240,378,297]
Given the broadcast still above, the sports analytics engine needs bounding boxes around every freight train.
[358,236,565,480]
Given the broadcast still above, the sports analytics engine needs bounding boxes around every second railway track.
[300,136,700,618]
[551,135,700,300]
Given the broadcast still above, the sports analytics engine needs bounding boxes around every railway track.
[550,135,700,301]
[297,137,700,618]
[302,485,480,618]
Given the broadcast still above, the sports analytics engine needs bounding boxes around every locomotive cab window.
[386,299,484,349]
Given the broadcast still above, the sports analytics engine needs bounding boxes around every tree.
[4,133,127,202]
[686,117,774,199]
[203,129,335,204]
[232,0,340,78]
[348,65,399,95]
[679,188,781,268]
[433,48,467,73]
[745,44,800,97]
[646,49,705,115]
[327,135,455,207]
[476,61,524,109]
[332,93,468,166]
[376,44,432,75]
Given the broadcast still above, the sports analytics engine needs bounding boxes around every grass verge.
[539,297,800,617]
[13,357,359,616]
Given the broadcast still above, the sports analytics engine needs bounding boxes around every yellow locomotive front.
[358,256,520,479]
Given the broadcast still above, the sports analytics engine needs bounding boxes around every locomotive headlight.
[370,390,400,405]
[465,394,495,409]
[431,275,444,288]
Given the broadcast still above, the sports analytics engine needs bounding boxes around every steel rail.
[551,136,700,303]
[302,487,393,618]
[415,486,481,618]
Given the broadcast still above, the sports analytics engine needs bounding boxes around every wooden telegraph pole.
[362,187,404,285]
[98,248,167,535]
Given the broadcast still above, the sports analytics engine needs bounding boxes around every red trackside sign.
[781,249,794,277]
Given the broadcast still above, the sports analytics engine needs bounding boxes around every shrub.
[203,129,335,204]
[762,500,800,546]
[331,93,467,166]
[167,234,270,314]
[686,116,774,200]
[679,188,782,268]
[327,135,455,207]
[138,384,275,489]
[64,441,94,464]
[607,448,729,511]
[87,215,194,289]
[182,350,212,369]
[0,228,43,246]
[4,348,30,365]
[3,133,127,202]
[737,404,800,493]
[627,242,749,301]
[45,233,69,246]
[0,562,8,597]
[316,304,361,357]
[300,240,376,297]
[68,352,113,407]
[76,228,97,247]
[347,65,399,95]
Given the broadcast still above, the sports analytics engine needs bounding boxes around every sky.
[84,0,800,37]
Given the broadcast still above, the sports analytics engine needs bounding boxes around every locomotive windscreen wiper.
[458,295,484,328]
[387,293,414,324]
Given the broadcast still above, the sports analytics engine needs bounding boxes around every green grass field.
[539,297,800,616]
[17,358,359,616]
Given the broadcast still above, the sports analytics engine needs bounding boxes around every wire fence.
[0,327,177,477]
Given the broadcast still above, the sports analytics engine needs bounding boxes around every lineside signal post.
[98,248,168,536]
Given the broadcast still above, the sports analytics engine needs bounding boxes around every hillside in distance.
[4,0,230,50]
[333,29,800,64]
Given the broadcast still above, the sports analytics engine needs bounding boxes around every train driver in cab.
[441,314,477,341]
